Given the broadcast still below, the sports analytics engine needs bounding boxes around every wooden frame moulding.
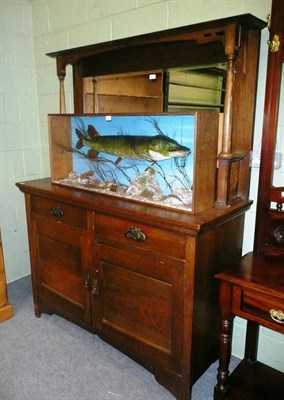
[47,14,266,208]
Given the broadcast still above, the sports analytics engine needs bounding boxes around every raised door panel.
[95,243,184,374]
[32,216,92,329]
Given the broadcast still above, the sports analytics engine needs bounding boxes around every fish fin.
[88,125,100,138]
[75,129,84,149]
[75,128,83,139]
[87,149,99,159]
[114,157,123,165]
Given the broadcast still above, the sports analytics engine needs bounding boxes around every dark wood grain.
[16,13,265,400]
[18,178,250,400]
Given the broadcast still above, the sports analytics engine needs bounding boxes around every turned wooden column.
[59,75,66,114]
[216,23,246,206]
[0,230,13,323]
[56,56,66,114]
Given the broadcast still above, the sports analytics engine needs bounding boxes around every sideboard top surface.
[16,178,252,236]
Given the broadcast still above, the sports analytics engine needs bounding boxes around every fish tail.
[75,129,84,149]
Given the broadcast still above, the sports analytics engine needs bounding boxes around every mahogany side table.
[214,252,284,400]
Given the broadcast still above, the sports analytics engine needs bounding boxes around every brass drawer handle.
[50,206,64,219]
[269,309,284,324]
[125,226,146,242]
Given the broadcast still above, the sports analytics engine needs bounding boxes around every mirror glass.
[82,63,227,114]
[272,62,284,185]
[165,63,226,113]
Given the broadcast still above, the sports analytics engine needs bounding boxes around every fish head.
[149,136,191,161]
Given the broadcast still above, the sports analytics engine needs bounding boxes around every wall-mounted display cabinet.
[17,14,266,400]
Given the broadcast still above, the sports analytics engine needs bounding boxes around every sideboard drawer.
[94,213,186,259]
[30,195,88,230]
[233,287,284,333]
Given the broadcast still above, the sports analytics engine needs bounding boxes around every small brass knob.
[84,274,91,289]
[273,225,284,244]
[267,34,280,53]
[91,279,99,295]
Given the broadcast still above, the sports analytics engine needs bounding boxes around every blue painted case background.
[71,114,195,198]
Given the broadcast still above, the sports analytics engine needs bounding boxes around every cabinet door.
[94,243,184,374]
[31,215,92,329]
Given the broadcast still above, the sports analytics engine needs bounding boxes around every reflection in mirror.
[273,63,284,186]
[83,70,164,114]
[165,63,227,112]
[82,63,227,114]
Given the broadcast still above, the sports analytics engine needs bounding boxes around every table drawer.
[30,195,88,230]
[233,287,284,332]
[94,213,186,259]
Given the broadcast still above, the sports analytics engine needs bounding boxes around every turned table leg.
[214,281,233,400]
[244,320,259,362]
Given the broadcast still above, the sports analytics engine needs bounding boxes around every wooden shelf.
[226,359,284,400]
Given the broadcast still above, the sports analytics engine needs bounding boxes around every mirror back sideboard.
[17,14,266,400]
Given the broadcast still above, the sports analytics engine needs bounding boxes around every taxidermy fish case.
[49,111,219,214]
